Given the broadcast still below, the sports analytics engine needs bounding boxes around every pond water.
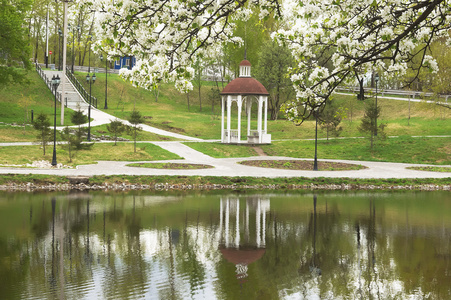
[0,190,450,299]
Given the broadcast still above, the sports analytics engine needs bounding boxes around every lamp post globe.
[58,28,62,71]
[51,74,60,166]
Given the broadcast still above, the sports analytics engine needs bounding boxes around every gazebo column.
[256,199,261,248]
[264,96,268,134]
[221,96,225,142]
[225,198,230,247]
[237,96,242,143]
[258,97,263,143]
[220,198,223,242]
[235,199,240,248]
[227,96,232,143]
[247,100,251,137]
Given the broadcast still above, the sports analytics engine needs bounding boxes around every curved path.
[0,140,450,179]
[1,98,450,178]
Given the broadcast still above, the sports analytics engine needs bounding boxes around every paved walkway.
[0,140,450,178]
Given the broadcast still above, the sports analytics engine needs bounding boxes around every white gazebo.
[220,60,271,144]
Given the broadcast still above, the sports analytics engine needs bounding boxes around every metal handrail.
[36,64,62,104]
[336,86,451,100]
[65,66,97,108]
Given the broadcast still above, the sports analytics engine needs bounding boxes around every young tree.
[71,109,87,150]
[18,94,33,133]
[127,110,143,153]
[319,100,344,141]
[208,87,220,118]
[359,101,386,149]
[60,126,76,163]
[107,118,125,146]
[193,58,203,112]
[33,113,52,155]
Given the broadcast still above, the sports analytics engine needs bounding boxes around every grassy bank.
[75,72,450,140]
[185,136,451,165]
[0,71,75,126]
[2,71,449,142]
[0,174,449,190]
[0,142,181,166]
[1,70,449,169]
[0,135,449,166]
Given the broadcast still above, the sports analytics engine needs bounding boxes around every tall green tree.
[33,112,52,155]
[221,7,275,77]
[0,0,32,87]
[254,41,294,120]
[127,110,143,153]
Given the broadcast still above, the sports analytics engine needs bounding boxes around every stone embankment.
[1,182,449,192]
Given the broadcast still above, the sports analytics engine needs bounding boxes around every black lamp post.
[313,108,319,171]
[51,75,61,166]
[88,34,92,73]
[86,73,96,141]
[100,54,108,109]
[58,28,62,70]
[375,73,379,136]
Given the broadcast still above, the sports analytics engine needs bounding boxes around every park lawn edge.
[0,174,449,191]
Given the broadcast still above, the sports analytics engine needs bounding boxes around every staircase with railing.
[65,66,97,108]
[36,64,62,104]
[35,64,98,110]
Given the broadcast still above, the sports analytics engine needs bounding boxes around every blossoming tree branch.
[85,0,451,123]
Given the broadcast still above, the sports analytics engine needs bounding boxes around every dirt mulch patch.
[127,163,214,169]
[239,160,367,171]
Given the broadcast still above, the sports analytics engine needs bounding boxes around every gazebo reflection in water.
[219,196,270,281]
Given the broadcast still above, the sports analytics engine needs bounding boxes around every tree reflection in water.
[0,191,450,299]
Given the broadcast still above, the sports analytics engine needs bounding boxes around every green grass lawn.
[0,142,181,166]
[3,71,449,142]
[185,136,450,165]
[0,71,76,126]
[1,70,450,166]
[0,124,37,142]
[89,124,180,141]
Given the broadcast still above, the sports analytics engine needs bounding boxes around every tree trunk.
[358,78,365,100]
[154,86,159,102]
[34,18,41,63]
[134,127,137,153]
[42,137,46,155]
[82,17,95,68]
[198,83,202,112]
[187,93,190,111]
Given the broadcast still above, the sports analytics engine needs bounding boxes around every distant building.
[113,56,136,70]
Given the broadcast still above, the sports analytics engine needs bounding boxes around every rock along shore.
[0,182,449,192]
